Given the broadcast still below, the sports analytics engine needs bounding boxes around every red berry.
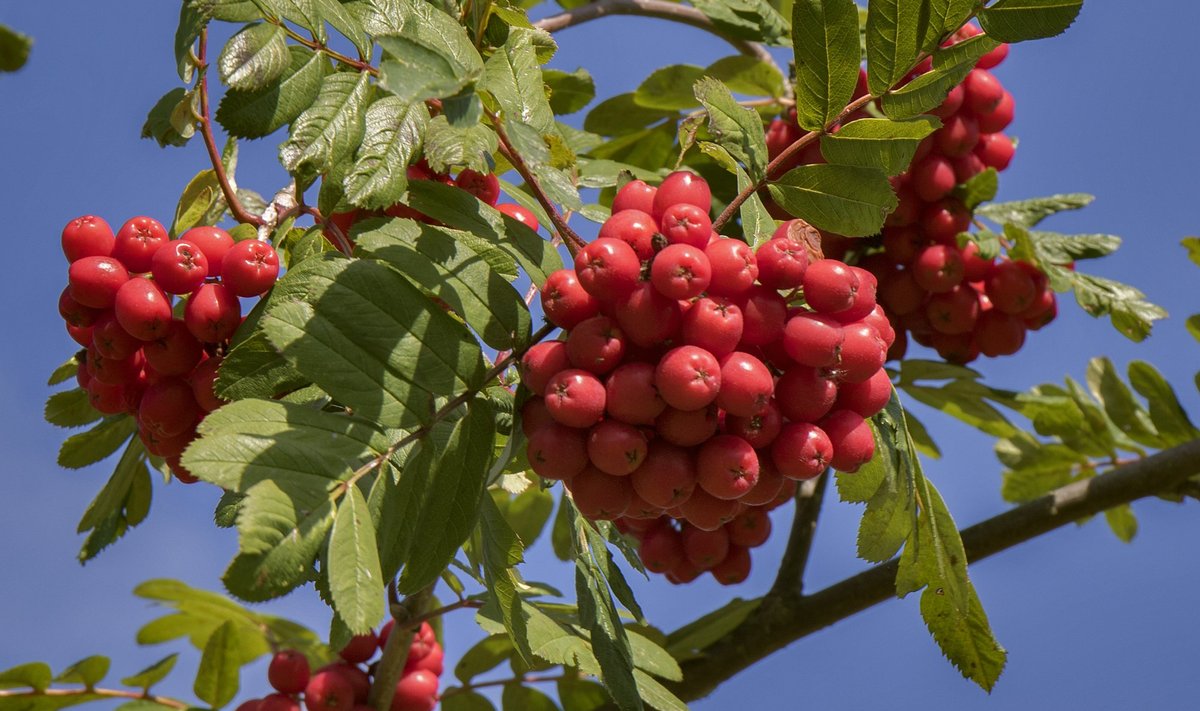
[704,239,758,298]
[678,487,739,531]
[260,694,301,711]
[139,378,201,438]
[697,435,759,500]
[598,209,658,260]
[569,466,634,520]
[189,356,228,412]
[527,422,588,481]
[680,297,743,358]
[836,323,886,384]
[69,256,130,309]
[87,378,126,415]
[651,171,711,221]
[631,442,696,509]
[587,420,648,476]
[390,670,438,711]
[655,405,719,447]
[723,400,783,449]
[268,650,311,694]
[912,245,965,293]
[655,345,721,411]
[975,133,1015,170]
[67,322,95,348]
[802,259,859,314]
[711,545,751,585]
[115,277,174,341]
[775,366,837,423]
[455,169,500,205]
[222,240,280,296]
[565,315,626,375]
[782,312,843,368]
[771,423,833,480]
[541,269,599,329]
[544,369,606,428]
[338,633,378,664]
[975,311,1026,357]
[604,362,666,425]
[574,238,641,301]
[755,236,809,289]
[59,287,102,327]
[911,155,956,202]
[185,283,242,343]
[152,240,210,295]
[716,352,773,417]
[659,203,712,249]
[926,285,980,335]
[304,669,355,711]
[822,410,875,472]
[650,244,711,300]
[985,260,1038,314]
[614,282,682,347]
[497,203,540,232]
[520,341,571,395]
[727,508,771,548]
[739,286,788,346]
[963,69,1005,115]
[143,320,204,375]
[113,216,170,273]
[681,525,730,570]
[639,523,685,573]
[180,226,235,277]
[62,215,115,262]
[90,312,140,360]
[933,114,980,157]
[976,91,1014,134]
[835,368,893,418]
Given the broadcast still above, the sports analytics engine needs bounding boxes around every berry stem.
[767,472,829,596]
[533,0,788,98]
[197,30,266,228]
[369,586,432,711]
[441,672,571,698]
[488,113,588,255]
[0,687,189,710]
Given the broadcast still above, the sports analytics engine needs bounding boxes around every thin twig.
[441,673,570,698]
[768,473,829,597]
[268,20,379,75]
[534,0,788,98]
[0,688,190,710]
[197,30,265,227]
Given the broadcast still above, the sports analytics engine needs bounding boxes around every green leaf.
[422,115,500,174]
[819,115,940,175]
[1085,357,1162,448]
[1188,314,1200,344]
[75,439,152,562]
[44,389,102,429]
[880,35,1000,119]
[260,257,487,429]
[495,485,555,550]
[404,180,563,284]
[356,219,531,350]
[218,22,288,91]
[502,683,559,711]
[216,329,309,401]
[205,0,262,22]
[792,0,861,131]
[706,55,785,98]
[171,170,223,237]
[175,2,208,81]
[956,167,999,210]
[193,621,240,709]
[48,357,80,386]
[0,663,52,691]
[1127,361,1200,446]
[378,33,482,104]
[343,98,429,209]
[1070,273,1167,342]
[454,634,515,683]
[484,28,556,132]
[54,657,110,688]
[398,398,497,593]
[583,93,676,137]
[544,68,595,115]
[633,669,687,711]
[976,192,1094,228]
[121,655,178,691]
[574,565,640,711]
[1183,236,1200,267]
[634,65,706,111]
[0,23,32,72]
[314,0,371,57]
[767,163,897,236]
[328,485,386,634]
[279,71,373,184]
[1104,504,1138,543]
[217,47,330,139]
[978,0,1083,42]
[901,382,1020,438]
[142,87,198,148]
[691,0,790,45]
[694,77,770,179]
[58,416,136,469]
[557,679,610,711]
[1030,231,1121,263]
[865,0,928,95]
[442,691,496,711]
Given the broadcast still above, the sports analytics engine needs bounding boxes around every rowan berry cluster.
[57,214,279,481]
[522,172,894,585]
[242,621,443,711]
[766,25,1053,364]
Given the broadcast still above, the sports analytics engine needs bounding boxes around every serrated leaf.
[193,621,240,708]
[978,0,1083,42]
[767,163,896,236]
[544,68,596,115]
[901,382,1019,438]
[694,77,770,179]
[880,35,1000,119]
[820,115,940,175]
[341,98,428,209]
[280,71,372,183]
[398,398,497,593]
[217,46,330,139]
[75,439,152,563]
[1127,361,1200,446]
[328,485,386,633]
[976,192,1094,227]
[218,22,288,91]
[48,357,80,386]
[792,0,861,131]
[0,663,52,691]
[1085,357,1162,448]
[1031,231,1121,263]
[121,655,179,691]
[584,93,677,137]
[707,55,785,98]
[634,65,706,111]
[58,416,136,469]
[260,257,487,429]
[216,330,309,401]
[692,0,790,45]
[204,0,262,22]
[422,115,499,174]
[454,634,515,683]
[484,28,556,132]
[314,0,371,57]
[865,0,929,95]
[1070,273,1166,342]
[956,167,998,210]
[175,2,208,82]
[54,657,109,688]
[44,389,102,428]
[0,23,33,72]
[574,565,640,711]
[633,670,686,711]
[378,30,482,103]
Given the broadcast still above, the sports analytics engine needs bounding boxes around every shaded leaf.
[328,485,386,634]
[193,621,240,708]
[217,46,330,139]
[218,22,288,91]
[343,98,429,209]
[819,115,941,175]
[767,163,897,236]
[792,0,861,131]
[978,0,1084,42]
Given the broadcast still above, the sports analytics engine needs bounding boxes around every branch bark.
[533,0,787,96]
[668,437,1200,702]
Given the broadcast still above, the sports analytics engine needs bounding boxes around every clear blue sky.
[1,3,1198,710]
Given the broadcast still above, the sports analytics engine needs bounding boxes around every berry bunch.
[241,621,443,711]
[325,163,539,242]
[765,25,1054,364]
[522,173,895,585]
[57,215,279,481]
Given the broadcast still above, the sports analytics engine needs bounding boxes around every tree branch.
[0,687,190,710]
[533,0,787,96]
[197,30,265,228]
[768,473,829,597]
[668,437,1200,702]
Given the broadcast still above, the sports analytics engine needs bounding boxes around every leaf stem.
[197,30,266,227]
[441,672,570,698]
[0,687,190,710]
[269,20,379,76]
[488,113,587,255]
[533,0,788,98]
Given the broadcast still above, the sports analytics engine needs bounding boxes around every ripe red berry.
[975,132,1015,170]
[926,285,980,335]
[681,525,731,570]
[90,312,140,360]
[963,69,1005,115]
[520,341,571,395]
[112,216,169,273]
[614,282,682,347]
[976,90,1014,133]
[59,287,102,327]
[268,650,311,694]
[598,209,658,260]
[587,420,648,475]
[180,226,235,277]
[802,259,859,314]
[189,356,228,412]
[912,245,965,293]
[115,277,174,341]
[975,311,1026,357]
[260,694,301,711]
[497,203,540,232]
[541,269,599,329]
[651,171,711,221]
[755,236,809,289]
[604,362,666,425]
[222,240,280,296]
[837,323,887,383]
[142,320,204,375]
[697,435,759,500]
[659,203,712,249]
[783,312,844,367]
[139,377,202,438]
[723,400,783,449]
[152,240,210,295]
[822,410,876,472]
[544,368,606,428]
[655,345,721,411]
[527,422,588,481]
[304,669,355,711]
[739,286,788,346]
[678,487,739,531]
[727,508,771,548]
[716,352,773,417]
[69,256,131,309]
[338,633,378,664]
[612,179,657,214]
[565,315,626,375]
[704,239,758,298]
[771,423,833,480]
[455,169,500,205]
[933,114,980,157]
[911,155,957,202]
[390,670,438,711]
[574,238,641,301]
[655,405,719,447]
[835,368,893,418]
[87,378,126,415]
[775,366,837,423]
[711,545,751,585]
[185,283,242,343]
[639,523,685,573]
[631,442,697,508]
[62,215,115,262]
[680,297,743,358]
[569,466,634,520]
[650,244,711,300]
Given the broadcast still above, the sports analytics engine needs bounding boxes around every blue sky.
[1,3,1198,710]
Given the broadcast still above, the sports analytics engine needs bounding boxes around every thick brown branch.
[768,472,829,597]
[0,687,189,710]
[533,0,785,92]
[197,30,265,227]
[669,437,1200,702]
